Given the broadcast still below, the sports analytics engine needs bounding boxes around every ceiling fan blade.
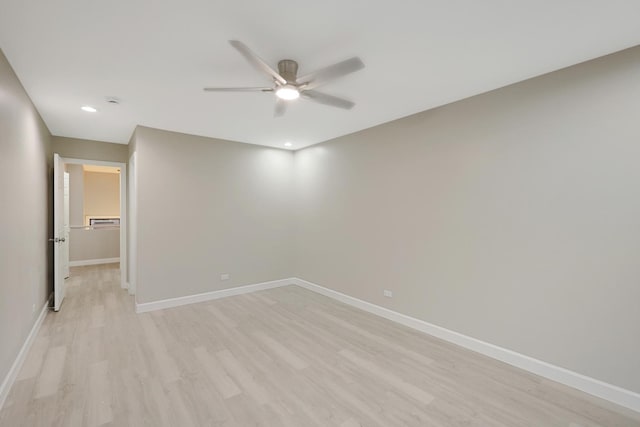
[297,57,364,90]
[274,99,287,117]
[203,87,273,92]
[229,40,287,85]
[301,90,355,109]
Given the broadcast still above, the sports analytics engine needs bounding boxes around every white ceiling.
[1,1,639,150]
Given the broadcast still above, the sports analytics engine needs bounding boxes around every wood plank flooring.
[1,264,639,426]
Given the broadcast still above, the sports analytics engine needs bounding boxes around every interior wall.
[83,171,120,223]
[69,229,119,261]
[0,49,52,391]
[52,136,128,163]
[294,46,640,393]
[134,126,294,303]
[66,164,84,225]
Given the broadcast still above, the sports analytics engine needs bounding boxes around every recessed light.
[81,105,97,113]
[284,142,293,147]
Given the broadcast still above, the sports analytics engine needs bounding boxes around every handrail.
[68,225,120,230]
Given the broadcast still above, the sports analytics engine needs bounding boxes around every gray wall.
[52,136,128,163]
[294,46,640,393]
[0,49,52,389]
[134,126,294,303]
[67,164,84,225]
[69,229,119,261]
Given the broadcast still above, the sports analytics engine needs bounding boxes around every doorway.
[53,154,128,311]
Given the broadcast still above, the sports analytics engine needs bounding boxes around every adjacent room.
[1,1,639,426]
[67,163,122,269]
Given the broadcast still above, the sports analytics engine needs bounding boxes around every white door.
[63,171,70,279]
[53,153,67,311]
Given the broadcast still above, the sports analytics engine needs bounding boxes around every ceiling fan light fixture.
[275,85,300,100]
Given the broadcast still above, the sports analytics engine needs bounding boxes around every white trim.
[135,278,295,313]
[127,150,137,296]
[63,158,123,167]
[0,295,51,411]
[292,277,640,414]
[118,163,127,290]
[69,257,120,267]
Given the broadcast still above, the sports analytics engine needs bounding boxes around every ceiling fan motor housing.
[278,60,299,84]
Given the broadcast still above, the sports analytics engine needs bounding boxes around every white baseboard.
[69,257,119,267]
[292,277,640,414]
[128,274,640,413]
[135,278,295,313]
[0,294,51,411]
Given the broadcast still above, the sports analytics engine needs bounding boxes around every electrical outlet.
[383,290,393,298]
[220,274,230,281]
[32,303,36,312]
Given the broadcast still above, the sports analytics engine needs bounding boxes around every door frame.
[63,157,129,291]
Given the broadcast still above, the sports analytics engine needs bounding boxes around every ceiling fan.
[204,40,365,117]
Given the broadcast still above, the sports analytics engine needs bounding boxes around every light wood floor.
[1,265,639,426]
